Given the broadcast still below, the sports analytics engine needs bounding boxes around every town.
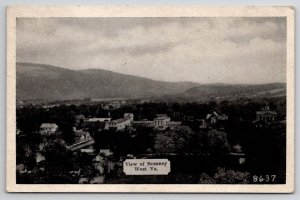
[16,96,286,184]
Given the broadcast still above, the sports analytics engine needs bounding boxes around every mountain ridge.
[16,62,286,102]
[16,62,200,101]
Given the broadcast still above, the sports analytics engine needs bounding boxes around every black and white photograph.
[6,6,295,193]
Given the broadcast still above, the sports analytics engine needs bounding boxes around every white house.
[40,123,58,135]
[124,113,134,121]
[256,105,277,123]
[154,116,171,128]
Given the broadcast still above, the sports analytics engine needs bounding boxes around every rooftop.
[86,118,111,122]
[40,123,58,128]
[154,116,170,120]
[74,130,90,137]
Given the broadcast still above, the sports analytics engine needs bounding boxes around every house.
[68,130,95,151]
[68,139,95,152]
[40,123,58,135]
[106,118,131,130]
[99,149,113,157]
[256,105,277,123]
[93,149,113,175]
[80,148,95,155]
[74,130,92,144]
[206,110,228,124]
[36,152,46,163]
[167,121,182,129]
[124,113,134,121]
[154,116,171,129]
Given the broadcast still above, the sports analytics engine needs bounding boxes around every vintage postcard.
[6,6,294,193]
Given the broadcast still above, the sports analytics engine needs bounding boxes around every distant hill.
[16,63,199,101]
[16,63,286,102]
[164,83,286,102]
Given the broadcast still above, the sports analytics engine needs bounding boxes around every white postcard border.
[6,6,295,193]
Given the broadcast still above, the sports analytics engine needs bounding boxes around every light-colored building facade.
[124,113,134,121]
[40,123,58,135]
[154,116,171,128]
[206,111,228,124]
[106,118,131,130]
[256,106,277,123]
[85,118,111,122]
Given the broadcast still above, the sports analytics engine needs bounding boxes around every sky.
[16,17,286,84]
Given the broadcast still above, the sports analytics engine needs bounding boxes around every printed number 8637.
[252,175,276,183]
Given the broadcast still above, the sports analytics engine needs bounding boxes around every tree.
[206,129,230,155]
[153,133,175,154]
[43,139,74,182]
[213,167,250,184]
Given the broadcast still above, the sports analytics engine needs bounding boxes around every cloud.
[16,17,286,84]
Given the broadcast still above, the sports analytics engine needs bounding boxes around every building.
[99,149,113,156]
[167,121,182,129]
[256,105,277,123]
[206,110,228,124]
[132,120,155,128]
[80,148,95,154]
[36,152,46,164]
[154,116,171,129]
[156,114,168,118]
[74,130,92,144]
[124,113,134,121]
[84,118,111,122]
[68,130,95,152]
[40,123,58,135]
[106,118,131,130]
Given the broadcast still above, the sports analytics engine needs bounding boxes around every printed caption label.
[123,159,170,175]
